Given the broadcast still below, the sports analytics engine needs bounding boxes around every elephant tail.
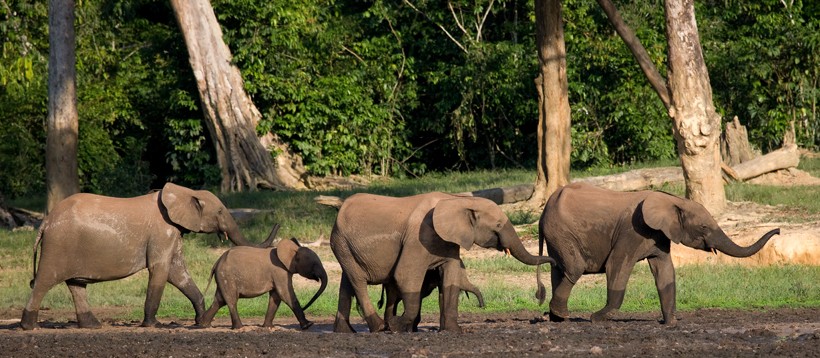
[535,217,547,305]
[377,285,386,309]
[30,225,45,289]
[203,256,222,295]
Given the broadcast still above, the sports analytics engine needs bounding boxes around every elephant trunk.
[223,223,275,248]
[709,228,780,258]
[467,286,485,308]
[500,221,556,266]
[301,268,328,311]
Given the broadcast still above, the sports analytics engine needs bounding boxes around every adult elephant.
[330,192,555,333]
[536,183,780,325]
[20,183,274,330]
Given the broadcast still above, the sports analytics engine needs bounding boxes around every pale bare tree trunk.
[529,0,571,209]
[665,0,725,214]
[170,0,306,192]
[45,0,79,213]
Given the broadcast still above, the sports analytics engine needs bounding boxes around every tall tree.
[597,0,725,213]
[45,0,79,213]
[170,0,306,192]
[664,0,725,214]
[529,0,571,209]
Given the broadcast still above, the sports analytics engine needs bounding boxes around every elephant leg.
[548,268,576,322]
[21,275,63,330]
[166,257,205,326]
[647,255,677,325]
[333,273,357,333]
[390,274,424,333]
[142,265,170,327]
[438,261,462,332]
[66,282,101,329]
[591,259,637,323]
[382,281,400,330]
[263,292,281,328]
[276,279,313,330]
[199,292,225,328]
[223,292,244,330]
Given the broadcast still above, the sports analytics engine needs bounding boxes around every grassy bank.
[1,157,819,323]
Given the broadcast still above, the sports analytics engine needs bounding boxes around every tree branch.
[403,0,468,53]
[596,0,672,110]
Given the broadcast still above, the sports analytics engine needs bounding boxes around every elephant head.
[160,182,274,247]
[276,238,328,311]
[641,192,780,257]
[433,196,555,266]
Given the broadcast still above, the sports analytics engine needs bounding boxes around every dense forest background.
[1,0,818,198]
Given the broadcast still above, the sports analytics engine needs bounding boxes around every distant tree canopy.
[1,0,817,198]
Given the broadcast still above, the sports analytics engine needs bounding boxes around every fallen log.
[313,146,803,207]
[731,144,800,181]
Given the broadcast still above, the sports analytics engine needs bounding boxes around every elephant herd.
[19,182,779,332]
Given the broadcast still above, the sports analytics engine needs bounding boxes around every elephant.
[381,260,485,332]
[20,182,273,330]
[330,192,555,333]
[199,236,328,330]
[536,182,781,325]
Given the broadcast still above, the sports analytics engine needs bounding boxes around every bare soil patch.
[0,308,817,357]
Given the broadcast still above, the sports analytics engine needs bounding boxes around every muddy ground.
[1,308,818,357]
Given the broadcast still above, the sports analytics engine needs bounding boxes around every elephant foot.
[20,309,38,330]
[387,316,413,333]
[590,310,613,323]
[547,310,567,323]
[77,312,102,329]
[300,320,314,330]
[196,318,213,328]
[439,324,462,333]
[140,318,160,328]
[333,319,356,333]
[661,315,677,326]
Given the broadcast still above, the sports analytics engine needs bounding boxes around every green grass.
[2,156,819,323]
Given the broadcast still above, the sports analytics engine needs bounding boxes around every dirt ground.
[0,308,818,357]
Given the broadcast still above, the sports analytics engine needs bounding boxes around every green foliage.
[213,0,416,176]
[702,0,820,151]
[1,0,817,196]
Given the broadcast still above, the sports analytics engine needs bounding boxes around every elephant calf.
[381,260,485,332]
[200,238,328,330]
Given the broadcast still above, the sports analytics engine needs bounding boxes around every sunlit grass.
[2,156,819,323]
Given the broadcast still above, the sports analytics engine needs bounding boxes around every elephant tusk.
[222,231,228,243]
[711,248,718,255]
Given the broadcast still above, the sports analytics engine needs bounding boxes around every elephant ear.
[641,192,685,243]
[276,238,300,272]
[160,182,203,232]
[432,198,476,250]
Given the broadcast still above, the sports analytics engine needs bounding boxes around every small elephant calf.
[200,238,328,330]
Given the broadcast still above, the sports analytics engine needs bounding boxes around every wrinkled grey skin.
[382,260,485,332]
[20,183,273,330]
[200,238,328,330]
[330,192,555,333]
[537,183,780,325]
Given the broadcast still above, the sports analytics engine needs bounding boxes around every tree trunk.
[529,0,571,209]
[665,0,725,215]
[596,0,671,110]
[721,116,756,166]
[45,0,80,213]
[170,0,306,192]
